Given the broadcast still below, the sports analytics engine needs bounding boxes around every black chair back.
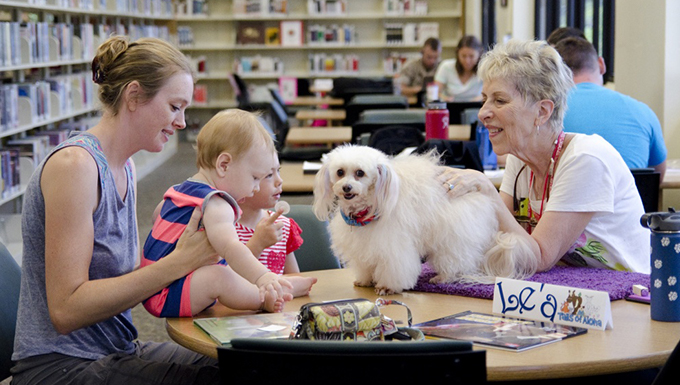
[652,338,680,385]
[286,205,340,271]
[631,168,661,213]
[0,242,20,380]
[218,338,486,385]
[368,125,425,156]
[329,76,394,104]
[344,94,408,127]
[446,101,484,124]
[352,121,425,143]
[415,139,484,171]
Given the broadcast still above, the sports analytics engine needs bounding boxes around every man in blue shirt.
[554,36,667,181]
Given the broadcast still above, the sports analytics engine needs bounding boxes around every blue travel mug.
[641,209,680,322]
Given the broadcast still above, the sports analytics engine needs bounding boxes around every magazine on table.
[414,311,588,352]
[193,312,298,345]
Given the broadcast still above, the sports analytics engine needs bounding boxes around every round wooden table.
[166,268,680,382]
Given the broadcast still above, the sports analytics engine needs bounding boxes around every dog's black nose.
[342,185,352,193]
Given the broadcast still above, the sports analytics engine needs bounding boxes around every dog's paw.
[375,286,399,296]
[353,280,374,287]
[429,274,453,284]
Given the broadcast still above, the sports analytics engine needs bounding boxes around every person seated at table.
[142,109,316,318]
[553,36,667,182]
[434,35,484,102]
[440,39,649,274]
[11,35,220,384]
[236,155,317,296]
[395,37,442,97]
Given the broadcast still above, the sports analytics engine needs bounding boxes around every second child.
[236,156,317,297]
[142,109,295,317]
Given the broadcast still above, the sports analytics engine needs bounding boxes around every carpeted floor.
[132,139,313,343]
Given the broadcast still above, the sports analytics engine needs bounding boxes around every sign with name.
[492,278,613,331]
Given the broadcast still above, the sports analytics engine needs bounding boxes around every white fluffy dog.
[313,145,537,295]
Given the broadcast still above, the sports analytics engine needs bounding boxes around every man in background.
[547,26,586,46]
[396,37,441,97]
[554,36,667,181]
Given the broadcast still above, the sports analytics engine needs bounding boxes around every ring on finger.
[447,182,454,190]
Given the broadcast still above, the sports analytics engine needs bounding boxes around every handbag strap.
[375,298,413,327]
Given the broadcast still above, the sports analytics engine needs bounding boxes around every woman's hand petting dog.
[438,167,497,198]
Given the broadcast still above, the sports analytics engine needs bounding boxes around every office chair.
[651,337,680,385]
[218,338,487,385]
[286,205,340,271]
[329,76,394,105]
[631,168,661,213]
[446,101,484,124]
[0,241,21,381]
[266,94,328,162]
[344,94,409,126]
[269,87,304,118]
[352,121,426,145]
[415,139,484,171]
[367,125,424,156]
[359,108,426,124]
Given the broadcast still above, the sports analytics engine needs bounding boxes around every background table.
[295,109,346,126]
[166,268,680,382]
[285,126,351,146]
[290,96,344,106]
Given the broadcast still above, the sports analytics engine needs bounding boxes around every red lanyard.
[527,131,566,226]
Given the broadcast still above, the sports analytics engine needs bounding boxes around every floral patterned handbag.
[290,298,422,341]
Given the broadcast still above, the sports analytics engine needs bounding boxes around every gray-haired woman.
[441,39,648,274]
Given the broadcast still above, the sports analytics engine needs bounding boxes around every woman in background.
[434,35,484,102]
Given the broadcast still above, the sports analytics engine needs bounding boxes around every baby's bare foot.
[262,290,283,313]
[286,276,318,297]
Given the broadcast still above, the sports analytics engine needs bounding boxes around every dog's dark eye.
[356,170,365,178]
[337,169,344,177]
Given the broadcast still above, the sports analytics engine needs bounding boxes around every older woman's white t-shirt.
[434,59,483,102]
[500,133,649,273]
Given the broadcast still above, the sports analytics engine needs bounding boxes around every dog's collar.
[341,208,377,227]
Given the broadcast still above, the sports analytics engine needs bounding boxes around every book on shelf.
[193,312,298,345]
[414,311,588,352]
[7,136,51,168]
[278,76,297,103]
[280,21,303,47]
[237,21,265,45]
[0,148,21,199]
[265,27,280,46]
[193,84,208,105]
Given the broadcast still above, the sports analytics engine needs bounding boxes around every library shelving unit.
[0,0,175,264]
[176,0,464,125]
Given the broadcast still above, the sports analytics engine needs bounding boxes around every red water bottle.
[425,101,449,140]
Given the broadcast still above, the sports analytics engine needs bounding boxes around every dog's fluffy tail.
[458,231,537,284]
[482,231,538,282]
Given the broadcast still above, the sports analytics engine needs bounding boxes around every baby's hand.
[256,272,294,302]
[251,209,285,250]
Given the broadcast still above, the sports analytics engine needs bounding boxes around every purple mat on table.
[411,263,650,301]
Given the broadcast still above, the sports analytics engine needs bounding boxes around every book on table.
[414,311,587,352]
[193,312,297,345]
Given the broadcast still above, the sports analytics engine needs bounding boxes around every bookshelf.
[176,0,464,124]
[0,0,175,263]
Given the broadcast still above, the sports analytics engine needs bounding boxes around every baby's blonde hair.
[196,109,276,170]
